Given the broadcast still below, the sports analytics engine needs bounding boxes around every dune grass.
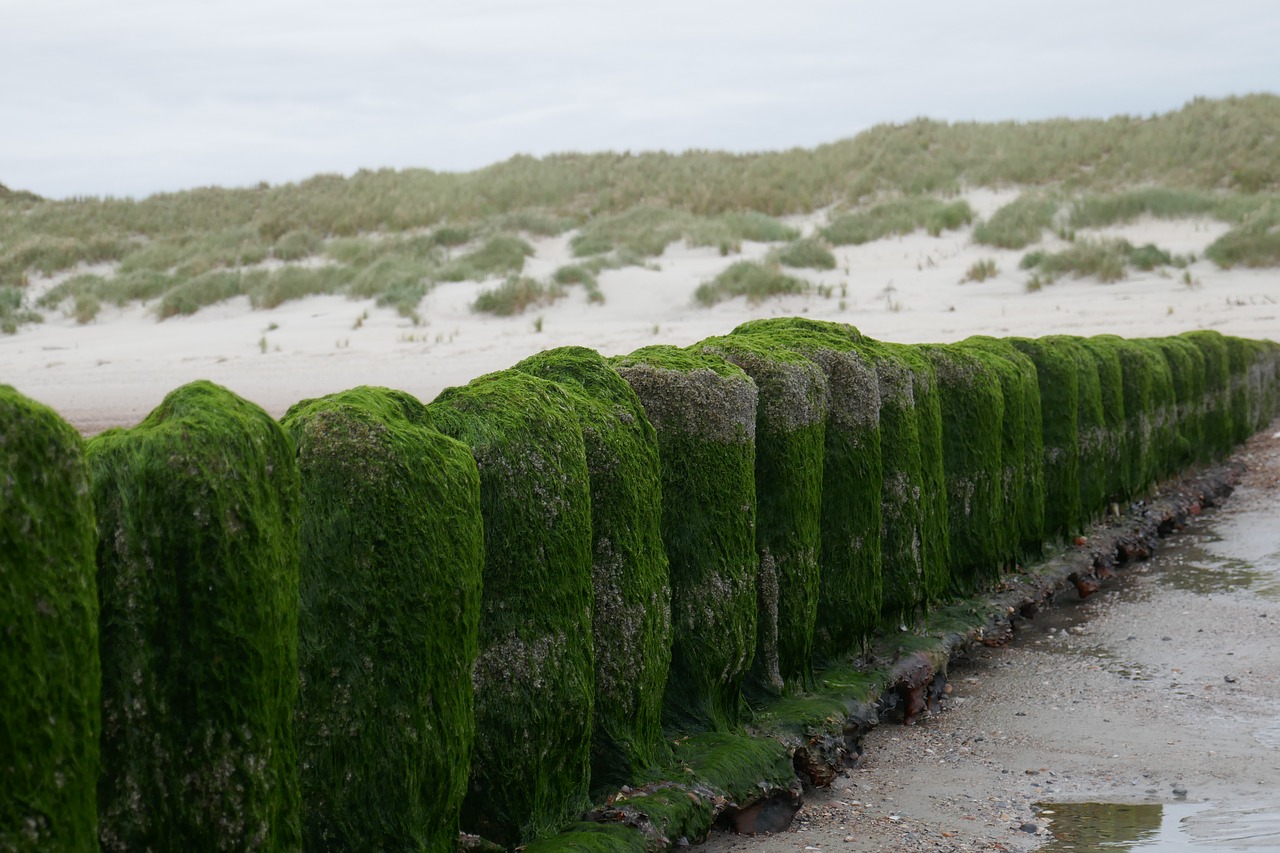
[1205,201,1280,268]
[693,260,809,306]
[4,95,1280,330]
[961,258,999,283]
[972,193,1059,249]
[552,264,604,304]
[472,275,566,316]
[775,237,837,270]
[441,235,535,281]
[820,198,973,246]
[1020,237,1188,286]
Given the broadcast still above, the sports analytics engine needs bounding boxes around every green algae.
[612,346,757,732]
[862,343,927,625]
[512,347,673,792]
[1225,336,1255,444]
[695,332,826,696]
[1010,337,1083,538]
[959,337,1046,560]
[424,370,595,845]
[1,387,99,852]
[1149,336,1207,471]
[281,387,484,850]
[88,380,301,851]
[1138,340,1180,480]
[1077,337,1130,503]
[918,344,1005,592]
[731,318,883,659]
[1043,336,1109,521]
[1182,330,1233,460]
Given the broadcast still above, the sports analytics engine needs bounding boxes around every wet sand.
[704,424,1280,852]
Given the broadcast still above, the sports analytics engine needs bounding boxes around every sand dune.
[5,189,1276,434]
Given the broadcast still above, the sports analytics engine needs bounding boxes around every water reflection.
[1036,802,1204,851]
[1037,801,1279,851]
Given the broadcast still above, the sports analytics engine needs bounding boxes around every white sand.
[4,192,1276,434]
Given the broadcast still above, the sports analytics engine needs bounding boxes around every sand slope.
[4,189,1276,433]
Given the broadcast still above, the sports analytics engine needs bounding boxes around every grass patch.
[0,285,42,334]
[1068,187,1219,228]
[1020,237,1188,284]
[441,235,535,281]
[472,275,565,315]
[820,198,974,246]
[775,237,837,270]
[571,207,798,259]
[156,269,247,318]
[271,229,323,261]
[552,264,604,304]
[249,265,354,310]
[693,260,809,306]
[961,258,999,283]
[1205,202,1280,268]
[972,193,1059,249]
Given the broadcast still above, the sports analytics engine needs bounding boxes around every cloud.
[2,0,1277,197]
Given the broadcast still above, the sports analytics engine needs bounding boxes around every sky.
[2,0,1278,200]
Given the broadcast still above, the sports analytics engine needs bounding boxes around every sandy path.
[703,424,1280,852]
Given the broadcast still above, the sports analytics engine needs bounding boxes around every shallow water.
[1037,800,1280,851]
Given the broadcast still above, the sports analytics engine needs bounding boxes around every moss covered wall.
[1182,330,1233,461]
[1011,337,1083,538]
[423,370,595,845]
[282,387,484,850]
[695,332,827,695]
[959,337,1046,561]
[3,325,1278,852]
[512,347,673,791]
[1077,337,1130,504]
[612,346,758,732]
[731,318,884,658]
[1044,336,1109,522]
[1,387,100,852]
[918,345,1005,592]
[88,381,301,851]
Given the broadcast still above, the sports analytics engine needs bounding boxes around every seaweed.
[1077,337,1130,503]
[1,387,99,852]
[1181,330,1233,461]
[695,332,827,695]
[281,387,484,850]
[611,346,758,732]
[424,370,596,845]
[512,347,673,792]
[1150,336,1207,471]
[1043,336,1109,521]
[959,337,1046,560]
[730,318,883,658]
[88,381,301,851]
[1010,337,1083,538]
[917,344,1005,592]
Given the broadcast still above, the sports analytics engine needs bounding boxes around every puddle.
[1036,801,1280,851]
[1156,543,1280,600]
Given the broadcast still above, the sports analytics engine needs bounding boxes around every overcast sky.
[3,0,1278,200]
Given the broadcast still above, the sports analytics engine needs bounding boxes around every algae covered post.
[731,318,883,658]
[1,387,100,852]
[1011,337,1083,539]
[613,345,758,731]
[513,347,673,791]
[918,344,1006,592]
[282,387,484,850]
[695,332,827,695]
[424,370,595,845]
[858,339,949,627]
[88,380,302,851]
[959,336,1046,562]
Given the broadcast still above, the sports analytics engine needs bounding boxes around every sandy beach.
[3,188,1276,434]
